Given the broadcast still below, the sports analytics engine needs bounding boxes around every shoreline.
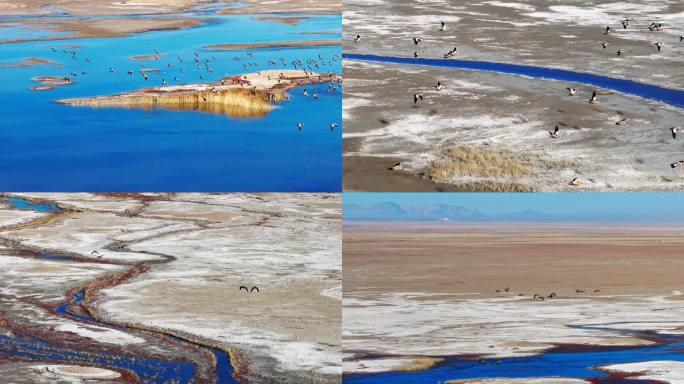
[55,69,341,117]
[206,39,341,51]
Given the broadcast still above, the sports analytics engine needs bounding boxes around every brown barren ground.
[0,18,206,44]
[206,39,341,51]
[344,223,684,298]
[219,0,340,14]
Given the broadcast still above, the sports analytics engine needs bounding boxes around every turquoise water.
[0,12,341,191]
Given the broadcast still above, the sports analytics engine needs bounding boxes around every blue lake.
[0,11,341,191]
[344,53,684,109]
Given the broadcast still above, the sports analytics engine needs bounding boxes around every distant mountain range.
[343,202,679,222]
[345,202,513,221]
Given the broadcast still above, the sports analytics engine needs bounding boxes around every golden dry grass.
[397,357,444,372]
[445,181,535,192]
[427,146,531,181]
[60,88,280,118]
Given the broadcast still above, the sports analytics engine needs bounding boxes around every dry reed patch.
[445,181,535,192]
[398,357,444,372]
[427,146,531,181]
[59,88,276,118]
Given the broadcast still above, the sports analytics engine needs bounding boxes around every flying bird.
[602,41,608,49]
[655,42,664,51]
[440,21,448,31]
[549,126,560,138]
[617,48,625,56]
[297,122,304,131]
[250,286,259,293]
[604,25,611,34]
[353,34,361,43]
[567,87,577,96]
[589,91,599,104]
[414,93,424,104]
[413,37,422,45]
[671,127,678,140]
[569,177,583,186]
[671,160,684,168]
[330,123,338,130]
[434,81,444,91]
[615,118,627,125]
[388,162,401,171]
[239,286,249,292]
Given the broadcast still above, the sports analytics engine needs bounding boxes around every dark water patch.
[343,53,684,109]
[0,332,197,383]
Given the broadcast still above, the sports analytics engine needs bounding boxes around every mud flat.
[0,17,207,44]
[343,223,684,377]
[30,75,73,90]
[206,39,342,50]
[0,57,60,68]
[343,0,684,192]
[219,0,341,15]
[0,193,341,383]
[343,59,684,192]
[56,69,341,118]
[600,361,684,383]
[0,0,213,16]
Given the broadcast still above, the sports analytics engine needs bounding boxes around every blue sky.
[344,193,684,218]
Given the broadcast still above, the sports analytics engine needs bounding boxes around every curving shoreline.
[55,69,341,117]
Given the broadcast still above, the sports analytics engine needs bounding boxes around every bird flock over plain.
[352,16,684,188]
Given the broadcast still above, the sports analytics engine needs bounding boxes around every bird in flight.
[589,91,599,104]
[549,126,560,138]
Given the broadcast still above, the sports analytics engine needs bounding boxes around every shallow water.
[343,53,684,109]
[0,11,341,191]
[2,196,61,211]
[344,324,683,384]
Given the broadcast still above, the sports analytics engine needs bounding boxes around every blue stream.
[344,326,684,384]
[0,12,341,191]
[0,196,237,383]
[343,53,684,109]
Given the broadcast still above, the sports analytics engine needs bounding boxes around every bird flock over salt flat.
[352,16,683,188]
[44,46,341,132]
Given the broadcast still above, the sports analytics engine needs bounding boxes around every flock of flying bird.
[47,46,341,132]
[353,16,684,187]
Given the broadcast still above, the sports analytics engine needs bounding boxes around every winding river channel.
[343,53,684,109]
[0,195,238,383]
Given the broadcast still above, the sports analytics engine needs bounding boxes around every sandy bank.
[206,39,341,51]
[56,69,340,117]
[31,75,73,91]
[219,0,341,15]
[0,57,60,68]
[0,17,206,44]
